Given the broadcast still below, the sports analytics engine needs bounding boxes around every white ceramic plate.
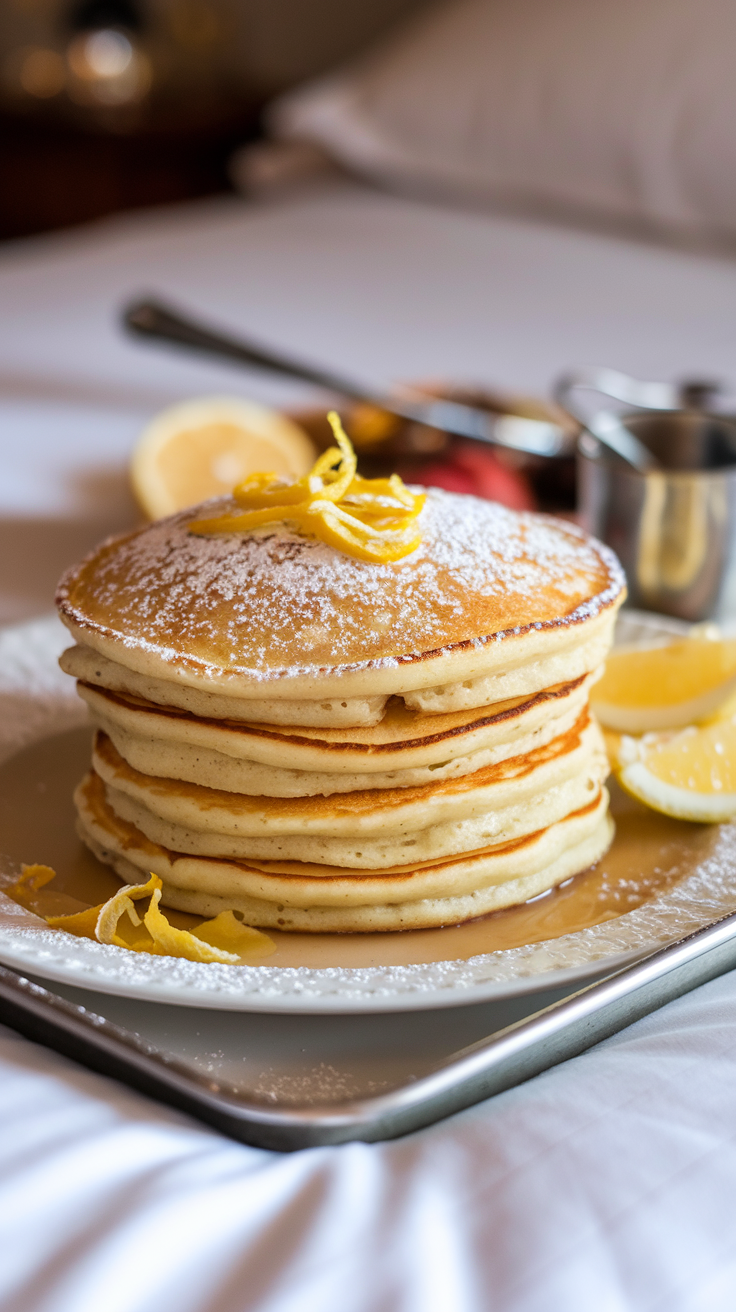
[1,612,735,1014]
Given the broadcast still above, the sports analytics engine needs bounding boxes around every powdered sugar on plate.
[0,613,733,1014]
[2,822,735,1011]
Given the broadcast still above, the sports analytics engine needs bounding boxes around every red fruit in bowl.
[454,444,536,509]
[412,460,475,496]
[410,443,536,510]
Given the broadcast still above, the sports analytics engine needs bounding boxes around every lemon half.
[131,395,316,521]
[616,719,736,822]
[591,636,736,733]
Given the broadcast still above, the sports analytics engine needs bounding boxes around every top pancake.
[57,489,625,700]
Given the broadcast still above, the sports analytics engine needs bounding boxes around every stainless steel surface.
[14,971,589,1100]
[3,907,736,1150]
[580,409,657,473]
[556,365,725,416]
[560,367,736,621]
[124,298,574,458]
[556,370,658,470]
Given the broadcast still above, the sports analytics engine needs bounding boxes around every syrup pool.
[0,727,718,970]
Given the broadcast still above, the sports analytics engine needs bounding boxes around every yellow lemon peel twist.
[6,866,274,964]
[189,411,426,563]
[9,863,57,898]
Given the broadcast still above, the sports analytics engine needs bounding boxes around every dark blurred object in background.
[0,0,428,240]
[0,0,255,238]
[64,0,152,111]
[0,103,259,241]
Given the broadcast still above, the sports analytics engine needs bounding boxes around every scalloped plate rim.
[0,609,733,1013]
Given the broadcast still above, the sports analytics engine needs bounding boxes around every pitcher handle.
[554,367,684,424]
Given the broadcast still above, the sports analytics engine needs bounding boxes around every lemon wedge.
[591,635,736,733]
[616,719,736,822]
[131,395,316,520]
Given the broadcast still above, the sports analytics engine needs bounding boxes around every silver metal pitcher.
[557,368,736,623]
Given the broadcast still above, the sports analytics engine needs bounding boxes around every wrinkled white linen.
[272,0,736,244]
[3,182,736,1310]
[3,971,736,1312]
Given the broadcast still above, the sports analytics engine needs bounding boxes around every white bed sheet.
[4,980,736,1312]
[3,181,736,1310]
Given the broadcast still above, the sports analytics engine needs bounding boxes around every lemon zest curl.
[4,865,273,964]
[189,412,425,563]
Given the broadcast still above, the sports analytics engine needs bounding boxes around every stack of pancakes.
[56,489,625,932]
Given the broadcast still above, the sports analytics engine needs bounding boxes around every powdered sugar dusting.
[58,490,625,680]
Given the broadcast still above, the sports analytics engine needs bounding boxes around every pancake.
[98,719,580,797]
[59,481,624,934]
[105,765,605,865]
[59,646,386,727]
[76,772,613,930]
[78,672,595,789]
[403,630,608,713]
[57,490,625,711]
[92,716,608,865]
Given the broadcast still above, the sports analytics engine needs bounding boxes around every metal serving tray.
[3,909,736,1151]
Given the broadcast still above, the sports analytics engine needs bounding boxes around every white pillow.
[269,0,736,241]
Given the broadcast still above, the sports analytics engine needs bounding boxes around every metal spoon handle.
[125,298,376,402]
[123,298,574,459]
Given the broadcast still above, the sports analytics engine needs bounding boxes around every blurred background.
[5,0,736,625]
[0,0,428,240]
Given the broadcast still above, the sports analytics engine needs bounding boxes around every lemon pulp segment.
[592,637,736,732]
[617,718,736,822]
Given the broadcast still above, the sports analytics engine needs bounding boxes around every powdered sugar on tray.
[58,490,625,679]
